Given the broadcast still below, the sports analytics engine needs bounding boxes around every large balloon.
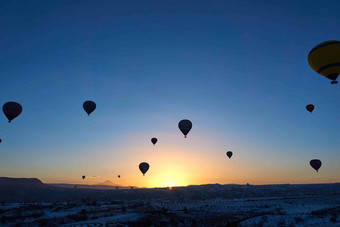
[82,175,85,180]
[308,40,340,84]
[178,119,192,138]
[310,159,322,172]
[83,101,96,116]
[306,104,314,113]
[3,102,22,123]
[226,151,233,159]
[151,137,158,145]
[118,175,120,178]
[139,162,150,176]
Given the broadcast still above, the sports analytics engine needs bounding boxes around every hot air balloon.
[306,104,314,113]
[118,175,120,178]
[3,102,22,123]
[151,137,158,145]
[0,138,2,143]
[139,162,150,176]
[226,151,233,159]
[83,101,96,116]
[178,119,192,138]
[308,40,340,84]
[310,159,322,172]
[82,175,86,180]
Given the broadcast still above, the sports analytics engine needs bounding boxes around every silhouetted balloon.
[83,101,96,116]
[308,40,340,84]
[310,159,322,172]
[118,175,120,178]
[151,137,158,145]
[0,139,2,143]
[139,162,150,176]
[226,151,233,159]
[82,176,85,180]
[306,104,314,113]
[3,102,22,123]
[178,119,192,138]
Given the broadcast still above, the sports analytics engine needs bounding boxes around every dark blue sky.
[0,0,339,186]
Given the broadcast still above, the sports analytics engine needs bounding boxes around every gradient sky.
[0,0,339,188]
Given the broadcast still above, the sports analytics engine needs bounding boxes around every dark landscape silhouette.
[0,177,339,226]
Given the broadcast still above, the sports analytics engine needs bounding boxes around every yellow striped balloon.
[308,40,340,84]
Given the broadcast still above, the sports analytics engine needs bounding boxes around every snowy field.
[0,184,339,226]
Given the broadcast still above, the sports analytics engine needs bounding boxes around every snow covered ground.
[0,184,339,226]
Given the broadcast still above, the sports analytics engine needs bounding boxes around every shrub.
[80,209,87,214]
[330,214,337,223]
[277,217,286,226]
[294,216,303,223]
[32,211,45,219]
[183,206,188,214]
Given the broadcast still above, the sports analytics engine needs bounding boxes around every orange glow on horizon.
[40,131,340,188]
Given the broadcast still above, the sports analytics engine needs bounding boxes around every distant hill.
[0,177,45,188]
[0,177,339,203]
[0,177,56,202]
[96,180,115,186]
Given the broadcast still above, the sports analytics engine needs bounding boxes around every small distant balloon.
[139,162,150,176]
[306,104,314,113]
[118,175,120,178]
[3,102,22,123]
[151,137,158,145]
[310,159,322,172]
[178,119,192,138]
[82,175,86,180]
[226,151,233,159]
[83,101,96,116]
[0,138,2,143]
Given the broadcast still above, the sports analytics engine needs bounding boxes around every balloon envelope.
[3,102,22,123]
[310,159,322,172]
[308,40,340,84]
[82,176,86,180]
[139,162,150,176]
[226,151,233,159]
[178,119,192,138]
[0,138,2,143]
[306,104,314,113]
[118,175,120,178]
[83,101,96,116]
[151,137,158,145]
